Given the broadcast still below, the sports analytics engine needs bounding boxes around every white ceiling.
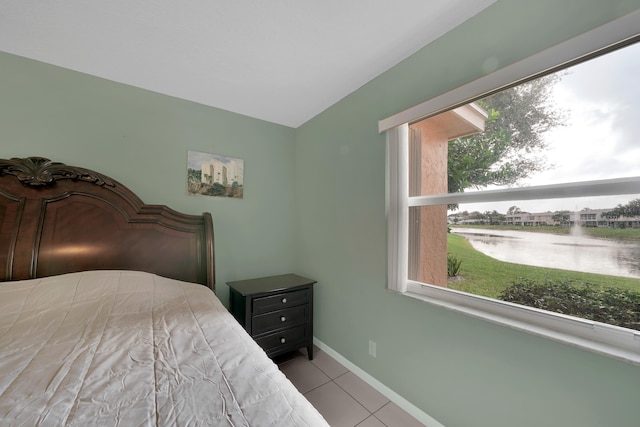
[0,0,495,128]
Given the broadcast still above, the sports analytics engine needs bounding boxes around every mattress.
[0,270,328,426]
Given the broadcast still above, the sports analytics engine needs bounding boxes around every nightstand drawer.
[254,325,308,355]
[253,288,309,314]
[252,305,308,335]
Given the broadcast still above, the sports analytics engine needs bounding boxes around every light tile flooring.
[275,348,425,427]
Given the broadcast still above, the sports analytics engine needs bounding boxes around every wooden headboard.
[0,157,215,290]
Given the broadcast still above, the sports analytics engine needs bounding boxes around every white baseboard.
[313,337,445,427]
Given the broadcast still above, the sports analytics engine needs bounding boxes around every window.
[383,12,640,363]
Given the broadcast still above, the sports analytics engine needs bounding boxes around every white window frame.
[383,10,640,364]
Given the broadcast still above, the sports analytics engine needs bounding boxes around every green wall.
[0,51,297,305]
[2,1,640,425]
[294,1,640,426]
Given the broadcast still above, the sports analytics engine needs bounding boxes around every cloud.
[555,42,640,152]
[526,42,640,186]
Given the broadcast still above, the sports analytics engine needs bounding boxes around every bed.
[0,157,328,426]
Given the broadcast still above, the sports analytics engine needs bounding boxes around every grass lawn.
[446,233,640,299]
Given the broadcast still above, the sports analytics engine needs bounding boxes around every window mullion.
[409,176,640,207]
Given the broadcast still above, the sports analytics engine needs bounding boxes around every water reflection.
[451,228,640,279]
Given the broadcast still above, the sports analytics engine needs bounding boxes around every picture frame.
[187,150,244,199]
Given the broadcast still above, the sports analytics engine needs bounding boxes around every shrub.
[447,253,463,277]
[499,278,640,331]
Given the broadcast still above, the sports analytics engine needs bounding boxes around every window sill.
[402,281,640,366]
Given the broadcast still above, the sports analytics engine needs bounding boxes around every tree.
[507,206,521,216]
[606,199,640,219]
[484,210,506,225]
[448,74,566,196]
[468,211,485,220]
[552,210,571,225]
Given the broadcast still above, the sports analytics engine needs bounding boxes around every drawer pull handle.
[280,316,286,322]
[280,337,286,344]
[281,297,287,304]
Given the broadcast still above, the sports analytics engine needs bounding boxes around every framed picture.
[187,150,244,199]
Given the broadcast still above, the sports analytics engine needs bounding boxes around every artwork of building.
[201,157,244,187]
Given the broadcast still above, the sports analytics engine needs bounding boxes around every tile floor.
[275,348,425,427]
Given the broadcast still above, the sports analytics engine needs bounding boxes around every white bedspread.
[0,270,328,426]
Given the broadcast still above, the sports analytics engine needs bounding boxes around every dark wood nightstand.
[227,274,316,360]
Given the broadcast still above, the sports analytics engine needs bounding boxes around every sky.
[187,150,241,171]
[456,40,640,215]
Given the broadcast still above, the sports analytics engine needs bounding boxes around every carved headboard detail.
[0,157,114,187]
[0,157,215,290]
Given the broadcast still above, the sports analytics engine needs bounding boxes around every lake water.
[451,228,640,279]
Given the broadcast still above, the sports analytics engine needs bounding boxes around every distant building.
[450,208,639,228]
[504,208,639,228]
[571,208,638,228]
[505,211,556,226]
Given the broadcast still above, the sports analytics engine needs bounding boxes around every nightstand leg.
[307,345,313,360]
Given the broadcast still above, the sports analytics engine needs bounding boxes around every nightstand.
[227,274,316,360]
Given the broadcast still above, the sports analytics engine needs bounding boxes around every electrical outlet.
[368,340,377,357]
